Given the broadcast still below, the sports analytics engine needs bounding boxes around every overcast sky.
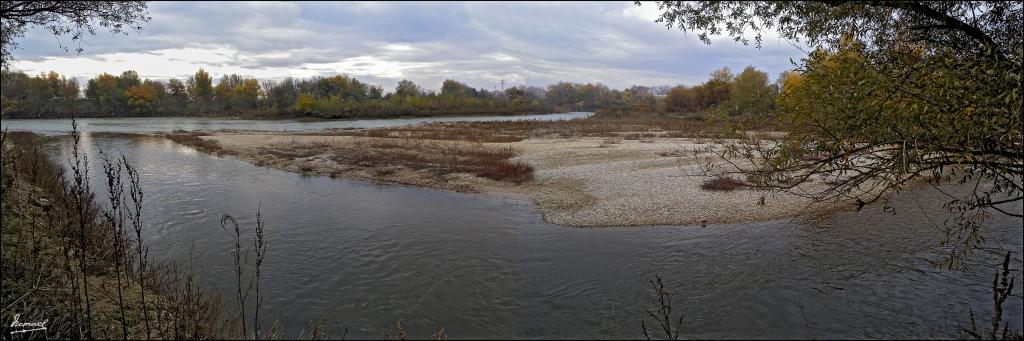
[9,1,805,91]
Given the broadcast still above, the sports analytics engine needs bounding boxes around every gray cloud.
[10,1,805,91]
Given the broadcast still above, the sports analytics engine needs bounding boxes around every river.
[0,112,592,134]
[7,116,1022,339]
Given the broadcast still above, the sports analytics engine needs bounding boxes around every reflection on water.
[43,133,1022,339]
[1,112,593,135]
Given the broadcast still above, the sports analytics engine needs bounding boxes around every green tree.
[441,79,477,97]
[119,70,141,88]
[545,82,579,108]
[187,68,213,113]
[264,78,298,109]
[664,85,697,113]
[368,85,383,99]
[394,79,421,97]
[1,69,79,117]
[212,79,232,111]
[86,72,127,115]
[233,78,261,109]
[624,85,656,109]
[721,65,771,116]
[700,67,732,109]
[167,78,187,99]
[293,94,315,114]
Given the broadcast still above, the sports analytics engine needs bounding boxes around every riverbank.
[0,132,224,339]
[167,115,817,227]
[20,123,1022,339]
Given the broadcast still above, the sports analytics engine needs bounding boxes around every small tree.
[394,79,422,97]
[664,85,695,113]
[187,68,213,113]
[721,65,771,116]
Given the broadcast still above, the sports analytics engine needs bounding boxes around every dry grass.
[328,125,526,143]
[622,132,658,140]
[325,111,783,143]
[242,137,533,183]
[476,159,534,183]
[598,137,623,148]
[166,131,223,154]
[265,111,779,186]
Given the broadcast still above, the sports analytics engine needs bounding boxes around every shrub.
[476,159,534,183]
[700,176,747,191]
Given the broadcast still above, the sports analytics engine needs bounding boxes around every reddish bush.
[477,159,534,183]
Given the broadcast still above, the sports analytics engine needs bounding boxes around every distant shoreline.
[0,109,565,122]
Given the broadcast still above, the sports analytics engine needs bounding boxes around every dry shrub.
[599,137,622,148]
[700,176,748,191]
[374,167,398,177]
[337,139,513,175]
[476,159,534,183]
[251,136,530,183]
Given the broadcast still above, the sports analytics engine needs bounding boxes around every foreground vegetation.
[653,0,1022,266]
[1,130,452,339]
[1,131,226,339]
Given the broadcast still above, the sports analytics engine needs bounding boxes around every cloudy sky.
[9,1,805,91]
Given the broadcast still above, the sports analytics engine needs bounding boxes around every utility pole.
[500,79,505,92]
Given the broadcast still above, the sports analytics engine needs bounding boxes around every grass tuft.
[166,131,222,153]
[476,159,534,183]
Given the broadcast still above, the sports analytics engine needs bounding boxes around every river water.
[0,112,592,134]
[8,116,1022,339]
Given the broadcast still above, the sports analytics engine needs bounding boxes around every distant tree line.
[1,68,674,119]
[1,65,788,119]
